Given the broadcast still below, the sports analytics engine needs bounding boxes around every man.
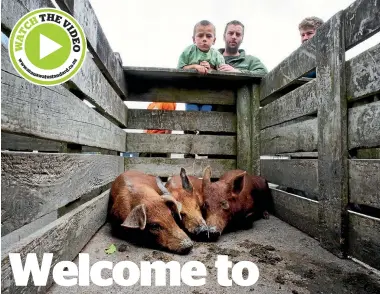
[218,20,268,75]
[298,17,324,78]
[299,16,324,44]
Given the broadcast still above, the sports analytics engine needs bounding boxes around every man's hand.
[200,61,211,70]
[218,64,240,72]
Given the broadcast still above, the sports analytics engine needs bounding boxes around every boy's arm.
[177,50,189,69]
[214,50,225,70]
[178,46,208,74]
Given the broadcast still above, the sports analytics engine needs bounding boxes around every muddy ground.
[48,216,380,294]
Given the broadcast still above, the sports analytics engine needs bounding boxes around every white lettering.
[9,253,52,286]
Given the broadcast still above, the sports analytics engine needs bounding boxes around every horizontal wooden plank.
[1,132,66,152]
[349,159,380,209]
[261,118,318,154]
[271,188,319,238]
[277,152,318,158]
[348,211,380,270]
[1,190,109,293]
[260,80,317,129]
[346,43,380,101]
[1,152,123,236]
[125,158,236,178]
[126,133,236,155]
[128,87,235,105]
[1,45,126,152]
[70,54,128,127]
[344,0,380,50]
[1,211,57,251]
[124,66,264,82]
[260,38,316,100]
[261,159,318,199]
[127,109,236,133]
[57,0,128,98]
[356,148,380,159]
[0,0,54,34]
[348,101,380,150]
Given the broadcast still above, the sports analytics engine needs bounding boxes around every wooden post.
[236,85,252,173]
[316,11,348,257]
[251,84,261,175]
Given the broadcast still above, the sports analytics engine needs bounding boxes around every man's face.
[193,25,216,52]
[224,24,243,53]
[300,27,316,43]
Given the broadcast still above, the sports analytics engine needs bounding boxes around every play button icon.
[40,34,62,60]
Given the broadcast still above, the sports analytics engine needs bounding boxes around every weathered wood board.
[260,80,317,129]
[349,159,380,209]
[1,133,65,152]
[344,0,380,50]
[70,54,128,127]
[348,211,380,270]
[346,43,380,101]
[0,0,54,34]
[127,109,236,133]
[348,101,380,150]
[251,84,261,175]
[1,190,110,293]
[56,0,128,98]
[261,159,319,199]
[125,158,236,178]
[1,48,126,152]
[127,87,235,105]
[261,118,318,155]
[126,133,236,155]
[316,12,347,256]
[237,85,252,172]
[1,152,123,236]
[271,188,319,238]
[260,38,316,100]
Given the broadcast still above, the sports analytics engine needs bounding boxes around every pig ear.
[231,171,246,195]
[162,195,183,220]
[180,168,193,193]
[156,176,170,195]
[202,165,212,187]
[121,204,146,230]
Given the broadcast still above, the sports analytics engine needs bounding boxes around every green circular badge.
[9,8,87,86]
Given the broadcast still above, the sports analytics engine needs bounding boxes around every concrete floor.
[48,216,380,294]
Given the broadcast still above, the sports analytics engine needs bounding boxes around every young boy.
[178,20,225,112]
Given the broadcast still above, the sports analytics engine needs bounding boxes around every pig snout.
[178,238,194,254]
[193,224,209,235]
[164,229,194,254]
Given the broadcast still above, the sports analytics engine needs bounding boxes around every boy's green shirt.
[177,44,225,69]
[218,48,268,75]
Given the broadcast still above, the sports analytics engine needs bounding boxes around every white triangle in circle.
[40,34,62,60]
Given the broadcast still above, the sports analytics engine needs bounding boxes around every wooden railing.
[259,0,380,269]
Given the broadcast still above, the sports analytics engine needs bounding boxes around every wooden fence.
[259,0,380,269]
[1,0,379,293]
[1,0,127,292]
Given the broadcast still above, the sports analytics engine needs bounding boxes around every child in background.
[177,20,225,112]
[145,102,176,134]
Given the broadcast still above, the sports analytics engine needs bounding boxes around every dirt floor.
[47,216,380,294]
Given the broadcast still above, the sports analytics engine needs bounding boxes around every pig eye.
[147,223,162,231]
